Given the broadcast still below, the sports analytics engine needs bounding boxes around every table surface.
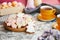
[0,13,55,40]
[0,6,60,40]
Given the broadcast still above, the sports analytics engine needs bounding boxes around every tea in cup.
[56,14,60,30]
[40,6,56,20]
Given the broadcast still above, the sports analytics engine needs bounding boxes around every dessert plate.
[37,14,55,22]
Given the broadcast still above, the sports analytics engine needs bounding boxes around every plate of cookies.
[3,12,36,34]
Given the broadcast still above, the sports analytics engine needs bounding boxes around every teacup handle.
[53,9,56,14]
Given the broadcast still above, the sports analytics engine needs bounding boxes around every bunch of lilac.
[38,29,60,40]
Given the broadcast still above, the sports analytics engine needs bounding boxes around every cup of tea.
[56,14,60,30]
[40,6,56,20]
[56,14,60,26]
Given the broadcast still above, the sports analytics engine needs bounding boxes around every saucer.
[52,22,60,30]
[37,14,55,21]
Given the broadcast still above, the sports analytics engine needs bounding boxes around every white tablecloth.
[0,13,55,40]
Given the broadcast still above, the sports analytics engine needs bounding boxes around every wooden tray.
[0,6,25,16]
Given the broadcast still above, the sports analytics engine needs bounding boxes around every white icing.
[9,14,16,19]
[57,14,60,17]
[11,24,17,28]
[26,22,35,32]
[17,13,24,17]
[6,13,35,29]
[26,25,35,32]
[7,23,11,26]
[17,23,22,28]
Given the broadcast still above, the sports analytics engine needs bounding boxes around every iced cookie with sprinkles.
[4,13,35,34]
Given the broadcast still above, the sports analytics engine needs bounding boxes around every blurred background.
[0,0,60,6]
